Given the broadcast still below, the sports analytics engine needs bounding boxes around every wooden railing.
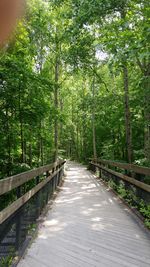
[89,159,150,204]
[94,159,150,177]
[0,160,66,224]
[0,159,66,264]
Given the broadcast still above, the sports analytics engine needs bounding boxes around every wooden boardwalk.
[18,162,150,267]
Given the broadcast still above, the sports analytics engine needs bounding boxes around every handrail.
[92,159,150,176]
[0,160,65,196]
[0,167,64,224]
[91,162,150,193]
[0,159,66,260]
[0,160,66,224]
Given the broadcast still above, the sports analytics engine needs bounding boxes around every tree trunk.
[6,108,11,176]
[41,137,44,165]
[92,78,97,160]
[77,128,80,161]
[59,95,63,145]
[54,52,59,162]
[29,143,32,167]
[120,7,133,163]
[123,65,133,163]
[24,140,27,163]
[143,73,150,162]
[19,83,25,163]
[29,127,32,167]
[136,55,150,163]
[76,111,79,160]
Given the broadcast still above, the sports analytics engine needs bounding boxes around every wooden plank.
[95,159,150,176]
[0,160,65,196]
[0,166,64,224]
[91,162,150,193]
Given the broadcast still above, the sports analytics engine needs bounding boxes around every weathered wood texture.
[18,162,150,267]
[0,160,65,195]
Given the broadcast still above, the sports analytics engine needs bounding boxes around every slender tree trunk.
[24,140,26,163]
[29,143,32,167]
[92,78,97,160]
[19,82,25,163]
[6,108,11,176]
[123,65,133,163]
[29,126,32,167]
[77,127,79,161]
[54,53,59,161]
[76,111,79,160]
[136,55,150,163]
[59,96,63,144]
[82,82,87,162]
[54,40,59,161]
[92,114,97,159]
[120,7,133,163]
[20,122,24,163]
[82,115,86,162]
[41,137,44,165]
[143,73,150,162]
[38,121,44,166]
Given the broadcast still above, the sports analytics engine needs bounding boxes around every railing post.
[57,165,61,186]
[46,171,50,203]
[99,167,102,179]
[36,176,41,217]
[51,177,54,195]
[55,166,58,188]
[93,163,96,173]
[88,161,92,171]
[62,162,65,177]
[15,186,22,251]
[58,164,62,185]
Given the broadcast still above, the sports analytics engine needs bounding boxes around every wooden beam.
[0,160,65,196]
[91,162,150,193]
[94,159,150,176]
[0,166,64,224]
